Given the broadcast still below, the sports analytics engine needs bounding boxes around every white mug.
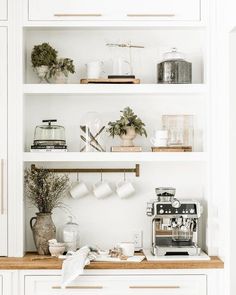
[93,180,113,199]
[86,61,104,79]
[116,181,135,199]
[70,181,90,199]
[117,242,135,257]
[150,130,168,147]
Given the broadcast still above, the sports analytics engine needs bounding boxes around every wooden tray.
[151,146,192,152]
[80,78,140,84]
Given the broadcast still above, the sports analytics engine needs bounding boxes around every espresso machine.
[146,187,202,256]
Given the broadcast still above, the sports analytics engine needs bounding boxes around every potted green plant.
[48,58,76,83]
[107,107,147,146]
[31,43,58,83]
[25,168,69,255]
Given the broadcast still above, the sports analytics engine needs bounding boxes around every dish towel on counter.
[61,246,98,288]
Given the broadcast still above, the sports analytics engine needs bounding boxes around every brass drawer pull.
[129,286,180,289]
[54,13,102,17]
[127,14,175,17]
[0,159,4,215]
[52,285,103,289]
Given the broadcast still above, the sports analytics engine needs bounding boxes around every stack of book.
[30,144,67,152]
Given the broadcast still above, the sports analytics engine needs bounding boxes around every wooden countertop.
[0,253,224,270]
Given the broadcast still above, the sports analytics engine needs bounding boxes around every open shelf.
[23,152,207,162]
[23,84,207,95]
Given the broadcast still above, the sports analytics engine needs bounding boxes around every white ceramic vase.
[120,127,137,147]
[51,71,68,84]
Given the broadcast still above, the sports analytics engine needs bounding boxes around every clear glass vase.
[162,115,194,148]
[80,112,106,152]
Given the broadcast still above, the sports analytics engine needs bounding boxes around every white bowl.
[49,245,65,257]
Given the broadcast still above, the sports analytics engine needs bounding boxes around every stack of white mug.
[69,176,135,200]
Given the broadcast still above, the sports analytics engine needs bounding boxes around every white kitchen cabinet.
[0,27,8,256]
[24,274,206,295]
[28,0,200,21]
[0,0,7,20]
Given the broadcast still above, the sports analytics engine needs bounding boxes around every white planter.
[120,127,137,146]
[34,65,49,83]
[50,71,68,84]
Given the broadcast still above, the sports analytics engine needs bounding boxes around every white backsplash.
[25,162,206,251]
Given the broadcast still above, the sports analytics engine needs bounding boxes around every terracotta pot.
[30,213,56,255]
[35,65,49,83]
[120,127,137,147]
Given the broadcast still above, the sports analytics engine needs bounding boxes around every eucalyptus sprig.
[48,58,76,79]
[107,107,147,138]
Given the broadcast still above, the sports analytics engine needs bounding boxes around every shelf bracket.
[31,164,140,177]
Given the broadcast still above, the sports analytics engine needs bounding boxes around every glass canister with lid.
[33,119,66,146]
[157,48,192,84]
[62,216,80,252]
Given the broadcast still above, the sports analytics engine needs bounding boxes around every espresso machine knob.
[159,209,164,214]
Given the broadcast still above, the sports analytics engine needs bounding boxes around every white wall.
[25,161,206,251]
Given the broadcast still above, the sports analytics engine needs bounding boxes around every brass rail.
[31,164,140,177]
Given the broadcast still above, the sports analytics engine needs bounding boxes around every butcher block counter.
[0,253,224,270]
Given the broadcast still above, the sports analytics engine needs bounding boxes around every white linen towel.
[61,246,97,288]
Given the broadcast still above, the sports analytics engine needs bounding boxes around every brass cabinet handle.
[54,13,102,17]
[129,286,180,289]
[52,286,103,289]
[0,159,4,215]
[127,14,175,17]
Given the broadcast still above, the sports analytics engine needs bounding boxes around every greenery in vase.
[48,58,76,79]
[31,43,58,68]
[107,107,147,137]
[25,168,69,213]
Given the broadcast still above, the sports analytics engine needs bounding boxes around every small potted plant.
[49,58,76,84]
[107,107,147,146]
[25,168,69,255]
[31,43,57,83]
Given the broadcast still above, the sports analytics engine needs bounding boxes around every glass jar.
[80,112,106,152]
[33,119,66,146]
[157,48,192,84]
[162,115,194,148]
[62,216,79,252]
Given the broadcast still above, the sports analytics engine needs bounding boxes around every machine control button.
[159,209,164,214]
[190,209,195,214]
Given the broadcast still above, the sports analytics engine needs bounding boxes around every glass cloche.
[33,119,66,146]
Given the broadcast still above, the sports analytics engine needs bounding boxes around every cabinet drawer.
[24,274,206,295]
[0,0,7,20]
[28,0,200,21]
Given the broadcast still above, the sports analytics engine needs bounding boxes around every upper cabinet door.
[0,27,8,256]
[0,0,7,20]
[28,0,201,21]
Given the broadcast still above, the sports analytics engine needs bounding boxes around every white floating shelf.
[23,84,207,95]
[23,152,207,163]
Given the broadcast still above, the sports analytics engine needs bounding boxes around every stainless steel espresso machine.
[147,187,202,256]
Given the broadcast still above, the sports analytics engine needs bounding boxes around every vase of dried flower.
[30,213,56,255]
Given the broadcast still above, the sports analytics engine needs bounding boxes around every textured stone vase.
[120,127,137,147]
[35,65,49,83]
[30,213,56,255]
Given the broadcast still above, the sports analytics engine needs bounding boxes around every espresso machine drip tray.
[153,245,201,256]
[143,249,210,261]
